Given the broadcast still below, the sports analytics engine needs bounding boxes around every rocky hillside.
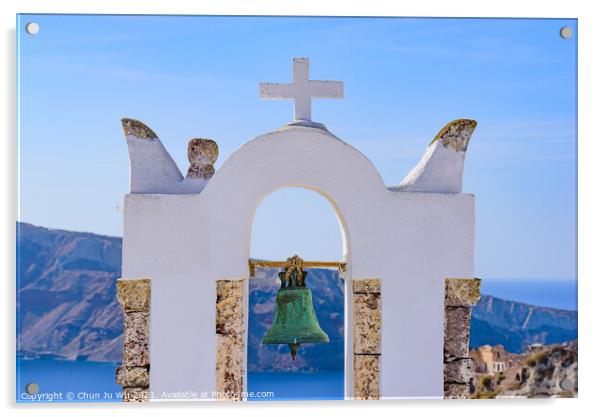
[471,295,578,353]
[473,341,578,398]
[503,341,578,398]
[17,222,578,369]
[17,222,123,362]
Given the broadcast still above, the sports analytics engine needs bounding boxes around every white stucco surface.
[125,133,208,194]
[396,140,467,193]
[121,122,475,400]
[395,119,476,193]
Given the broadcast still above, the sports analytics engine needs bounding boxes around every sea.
[17,358,122,403]
[16,278,576,403]
[481,278,577,311]
[16,359,343,403]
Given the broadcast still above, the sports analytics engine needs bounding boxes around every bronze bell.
[262,255,329,359]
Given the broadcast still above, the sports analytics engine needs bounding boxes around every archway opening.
[247,188,346,400]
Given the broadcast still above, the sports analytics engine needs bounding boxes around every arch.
[200,124,389,279]
[200,124,388,398]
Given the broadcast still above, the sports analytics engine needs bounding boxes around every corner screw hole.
[25,22,40,35]
[559,27,572,39]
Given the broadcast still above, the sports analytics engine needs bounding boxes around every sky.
[17,15,577,280]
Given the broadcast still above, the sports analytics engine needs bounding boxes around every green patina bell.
[262,256,329,359]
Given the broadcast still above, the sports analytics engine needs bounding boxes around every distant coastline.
[481,278,577,311]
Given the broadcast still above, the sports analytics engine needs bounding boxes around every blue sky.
[17,15,576,280]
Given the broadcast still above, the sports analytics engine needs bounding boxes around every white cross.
[259,58,344,122]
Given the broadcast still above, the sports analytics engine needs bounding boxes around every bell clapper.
[289,342,300,360]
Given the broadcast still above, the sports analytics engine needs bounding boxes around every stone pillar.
[352,279,381,400]
[115,278,151,402]
[443,278,481,399]
[215,279,246,401]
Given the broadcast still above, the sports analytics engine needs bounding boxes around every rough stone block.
[445,278,481,307]
[444,306,471,361]
[121,118,157,140]
[216,279,245,335]
[353,292,381,354]
[215,333,244,401]
[353,354,380,400]
[444,382,470,399]
[352,279,381,294]
[444,358,474,384]
[122,387,151,403]
[123,311,150,367]
[116,366,150,388]
[117,278,151,313]
[187,138,218,179]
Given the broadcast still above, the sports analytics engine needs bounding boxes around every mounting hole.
[559,26,572,39]
[559,378,574,391]
[25,22,40,35]
[25,382,39,395]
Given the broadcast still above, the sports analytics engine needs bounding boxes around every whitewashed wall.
[121,123,475,399]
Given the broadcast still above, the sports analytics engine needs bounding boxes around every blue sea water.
[247,372,344,401]
[481,278,577,311]
[16,358,343,403]
[17,358,122,403]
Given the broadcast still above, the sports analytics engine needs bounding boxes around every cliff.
[17,222,578,368]
[17,222,123,362]
[471,295,577,353]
